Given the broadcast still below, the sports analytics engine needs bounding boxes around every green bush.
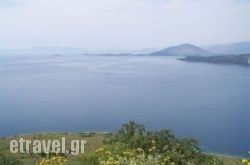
[104,121,222,165]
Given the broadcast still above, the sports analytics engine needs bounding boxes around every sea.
[0,54,249,157]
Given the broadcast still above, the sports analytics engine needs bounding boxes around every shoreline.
[4,131,112,139]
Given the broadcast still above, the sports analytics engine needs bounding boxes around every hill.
[151,43,214,56]
[180,54,250,66]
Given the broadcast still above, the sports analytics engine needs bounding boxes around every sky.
[0,0,250,50]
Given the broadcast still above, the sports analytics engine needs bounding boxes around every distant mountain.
[0,47,86,55]
[151,44,214,56]
[30,46,85,53]
[205,42,250,55]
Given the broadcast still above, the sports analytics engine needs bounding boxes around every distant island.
[1,41,250,57]
[150,43,214,56]
[148,42,250,66]
[179,54,250,66]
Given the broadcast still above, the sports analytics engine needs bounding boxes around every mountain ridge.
[151,43,214,56]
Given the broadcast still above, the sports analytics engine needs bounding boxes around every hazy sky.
[0,0,250,50]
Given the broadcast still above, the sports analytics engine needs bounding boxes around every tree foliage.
[105,121,222,165]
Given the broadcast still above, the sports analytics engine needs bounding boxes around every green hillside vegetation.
[0,121,245,165]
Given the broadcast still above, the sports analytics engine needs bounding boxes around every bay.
[0,54,249,156]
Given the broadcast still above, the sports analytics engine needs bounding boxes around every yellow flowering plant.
[36,150,67,165]
[242,151,250,165]
[94,140,176,165]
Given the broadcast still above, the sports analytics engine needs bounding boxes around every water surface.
[0,54,249,156]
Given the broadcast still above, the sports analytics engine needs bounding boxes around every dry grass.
[0,132,107,164]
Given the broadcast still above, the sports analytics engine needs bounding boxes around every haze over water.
[0,54,250,156]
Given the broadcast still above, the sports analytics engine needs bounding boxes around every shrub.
[104,121,221,165]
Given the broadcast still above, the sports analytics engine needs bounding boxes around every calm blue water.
[0,54,250,156]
